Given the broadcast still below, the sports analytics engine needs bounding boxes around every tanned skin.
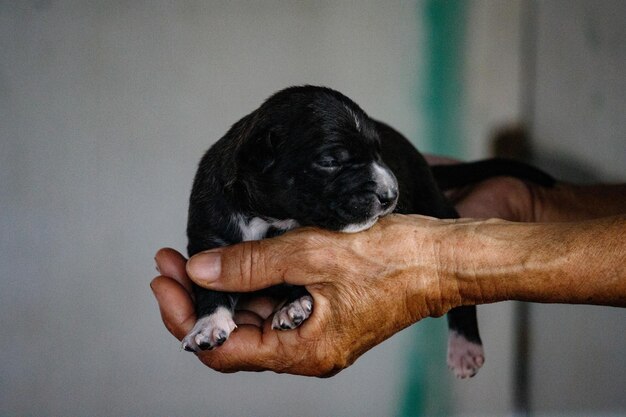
[152,180,626,377]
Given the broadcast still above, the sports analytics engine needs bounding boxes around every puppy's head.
[237,86,398,233]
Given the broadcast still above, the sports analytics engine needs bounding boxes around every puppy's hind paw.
[447,331,485,379]
[271,295,313,330]
[181,307,237,352]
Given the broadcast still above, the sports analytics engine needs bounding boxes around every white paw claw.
[181,307,237,352]
[272,295,313,330]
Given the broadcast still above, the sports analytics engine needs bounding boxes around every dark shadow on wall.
[490,124,603,184]
[531,152,602,184]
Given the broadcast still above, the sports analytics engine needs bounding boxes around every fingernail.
[187,251,221,283]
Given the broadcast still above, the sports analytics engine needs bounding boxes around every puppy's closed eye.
[313,156,341,171]
[312,149,351,171]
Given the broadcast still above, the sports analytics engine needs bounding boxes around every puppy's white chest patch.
[237,215,299,241]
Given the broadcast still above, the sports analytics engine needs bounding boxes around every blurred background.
[1,1,624,416]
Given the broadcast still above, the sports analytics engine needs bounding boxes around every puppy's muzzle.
[371,162,399,213]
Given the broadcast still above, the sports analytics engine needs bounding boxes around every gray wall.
[0,2,423,416]
[528,0,626,414]
[1,1,624,416]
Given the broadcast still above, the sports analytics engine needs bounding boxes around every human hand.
[425,156,626,223]
[151,158,546,376]
[152,156,626,376]
[424,155,540,222]
[450,176,540,221]
[152,215,458,377]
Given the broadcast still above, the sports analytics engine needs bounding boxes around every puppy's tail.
[431,158,555,191]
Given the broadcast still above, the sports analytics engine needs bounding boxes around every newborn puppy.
[183,86,554,378]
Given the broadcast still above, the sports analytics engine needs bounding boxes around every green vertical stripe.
[399,1,467,416]
[423,0,467,158]
[399,319,451,417]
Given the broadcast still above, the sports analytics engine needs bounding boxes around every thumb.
[186,239,308,292]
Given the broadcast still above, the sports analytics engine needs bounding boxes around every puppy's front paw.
[182,307,237,352]
[271,295,313,330]
[447,331,485,379]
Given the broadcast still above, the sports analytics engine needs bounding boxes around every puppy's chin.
[339,201,397,234]
[340,216,380,233]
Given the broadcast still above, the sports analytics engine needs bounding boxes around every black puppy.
[183,86,553,378]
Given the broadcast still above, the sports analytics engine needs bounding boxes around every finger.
[236,295,278,320]
[197,324,307,374]
[200,322,333,376]
[233,310,264,327]
[150,275,196,341]
[187,238,315,292]
[197,325,273,372]
[155,248,193,295]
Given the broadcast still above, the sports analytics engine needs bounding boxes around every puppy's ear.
[239,130,275,174]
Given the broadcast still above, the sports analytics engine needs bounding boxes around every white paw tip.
[272,295,313,330]
[447,331,485,379]
[182,307,236,351]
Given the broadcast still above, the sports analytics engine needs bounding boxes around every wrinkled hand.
[151,166,541,376]
[152,215,452,376]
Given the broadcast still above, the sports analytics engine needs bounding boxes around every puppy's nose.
[377,188,398,208]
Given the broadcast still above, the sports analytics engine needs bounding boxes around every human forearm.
[445,215,626,308]
[153,212,625,377]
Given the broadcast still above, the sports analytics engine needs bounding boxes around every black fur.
[185,86,553,376]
